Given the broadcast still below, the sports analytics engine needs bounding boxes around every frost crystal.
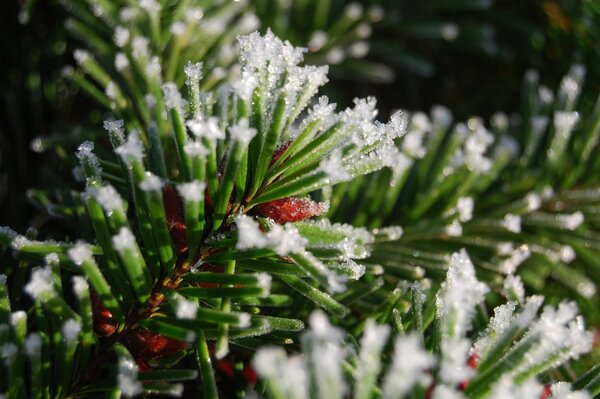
[382,334,434,398]
[92,185,125,214]
[253,348,307,399]
[431,105,453,128]
[558,211,584,230]
[139,172,163,192]
[551,382,591,399]
[105,81,118,101]
[560,245,576,263]
[24,266,55,301]
[1,343,18,364]
[114,26,130,47]
[62,319,81,343]
[118,357,143,397]
[235,215,268,251]
[445,220,463,237]
[10,311,26,327]
[373,226,403,241]
[554,111,579,134]
[112,227,137,252]
[131,37,150,59]
[457,197,474,222]
[140,0,160,14]
[256,273,272,294]
[515,301,593,377]
[72,275,89,298]
[332,259,366,280]
[103,119,125,143]
[183,140,207,157]
[115,131,144,161]
[24,333,42,357]
[301,310,347,399]
[488,376,543,399]
[473,302,516,356]
[499,244,530,274]
[348,41,369,58]
[73,49,91,65]
[355,320,389,396]
[503,213,521,233]
[176,297,198,319]
[115,53,129,71]
[436,249,489,337]
[320,149,350,184]
[162,82,185,110]
[177,180,205,203]
[344,2,363,19]
[503,274,525,303]
[76,141,101,177]
[525,192,542,212]
[184,61,202,86]
[186,117,225,140]
[68,241,94,266]
[228,118,257,145]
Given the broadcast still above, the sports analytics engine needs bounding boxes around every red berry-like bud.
[270,141,291,167]
[254,197,327,224]
[163,184,188,253]
[467,353,479,369]
[90,291,119,337]
[243,364,257,385]
[216,358,235,378]
[126,328,188,361]
[540,385,552,399]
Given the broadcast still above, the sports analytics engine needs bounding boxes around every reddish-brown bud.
[254,197,327,224]
[125,328,188,362]
[163,184,188,253]
[270,141,291,167]
[90,291,119,337]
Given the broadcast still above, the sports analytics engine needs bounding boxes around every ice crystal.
[436,249,488,337]
[473,302,516,356]
[115,131,144,161]
[183,140,208,157]
[488,376,543,399]
[139,172,163,192]
[503,274,525,303]
[445,220,463,237]
[76,141,101,177]
[114,26,130,47]
[355,320,389,397]
[499,244,530,274]
[503,213,521,233]
[62,319,82,343]
[73,49,91,65]
[186,117,225,140]
[551,382,591,399]
[558,211,584,230]
[24,333,41,357]
[175,297,199,319]
[320,149,351,184]
[68,241,94,266]
[112,227,137,251]
[301,310,347,399]
[253,348,307,399]
[228,118,257,145]
[118,357,143,397]
[184,61,202,86]
[72,275,89,298]
[162,82,185,110]
[115,53,129,71]
[103,119,125,143]
[10,311,26,328]
[24,266,55,301]
[382,334,435,398]
[177,180,205,203]
[91,185,125,214]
